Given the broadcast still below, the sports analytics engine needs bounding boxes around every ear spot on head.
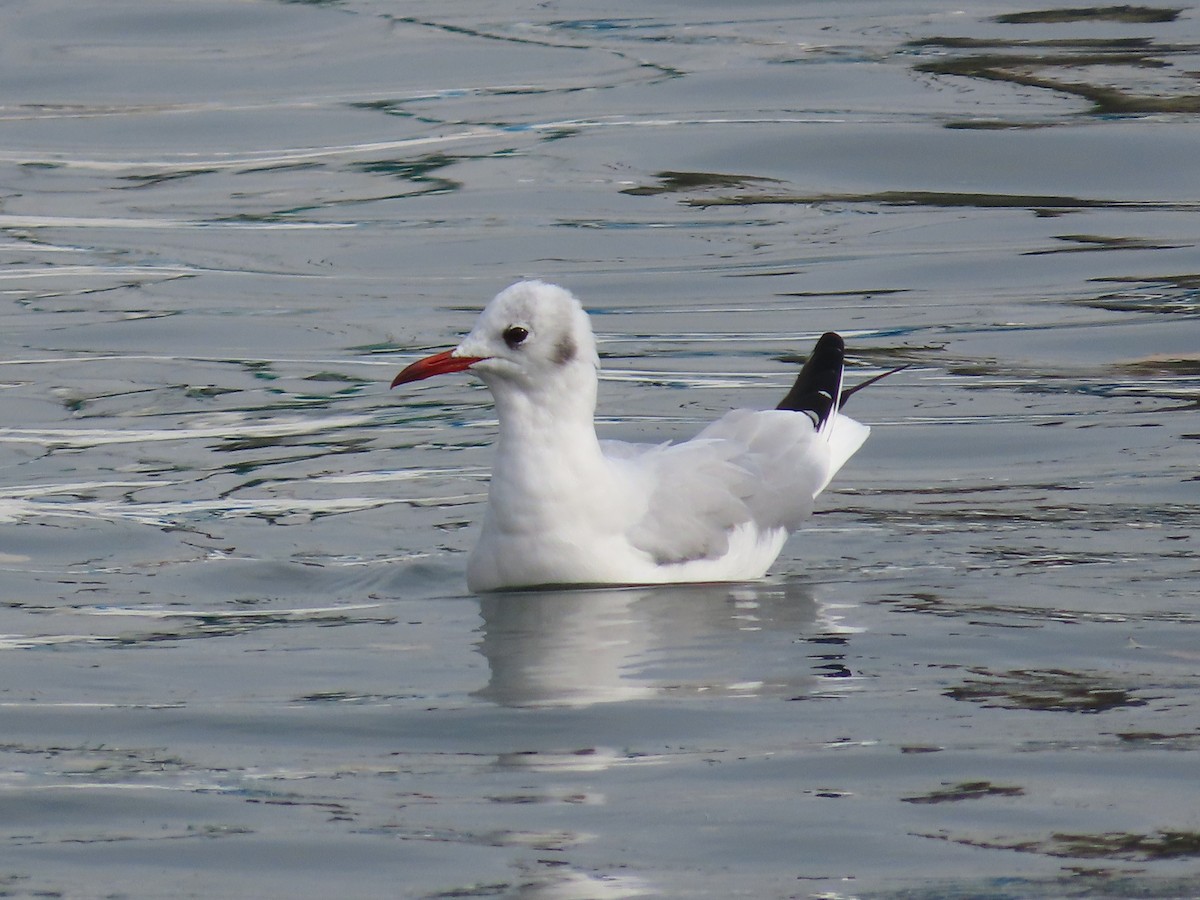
[503,325,529,349]
[553,335,576,366]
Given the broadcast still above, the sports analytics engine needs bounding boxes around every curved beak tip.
[390,349,484,389]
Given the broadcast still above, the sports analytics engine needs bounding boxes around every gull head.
[392,280,600,395]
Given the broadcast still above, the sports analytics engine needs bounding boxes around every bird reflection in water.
[474,578,849,709]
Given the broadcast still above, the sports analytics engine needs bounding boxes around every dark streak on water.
[1,1,1199,898]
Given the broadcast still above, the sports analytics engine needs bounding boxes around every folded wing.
[603,408,868,566]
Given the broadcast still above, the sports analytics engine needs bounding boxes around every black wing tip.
[818,331,844,348]
[777,334,909,423]
[776,332,845,428]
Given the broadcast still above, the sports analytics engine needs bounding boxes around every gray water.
[2,1,1199,897]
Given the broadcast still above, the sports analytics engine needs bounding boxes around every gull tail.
[777,331,910,424]
[776,332,845,435]
[778,334,908,496]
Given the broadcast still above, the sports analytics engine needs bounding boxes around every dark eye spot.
[503,325,529,349]
[553,335,576,366]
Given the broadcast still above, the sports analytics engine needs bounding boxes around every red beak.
[391,349,485,388]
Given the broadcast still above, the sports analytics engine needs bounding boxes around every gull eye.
[503,325,529,349]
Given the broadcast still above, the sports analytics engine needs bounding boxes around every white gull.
[392,280,892,592]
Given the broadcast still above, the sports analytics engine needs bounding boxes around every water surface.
[2,1,1198,897]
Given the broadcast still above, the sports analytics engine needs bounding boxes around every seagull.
[392,280,897,592]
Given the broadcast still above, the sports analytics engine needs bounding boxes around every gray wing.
[602,409,830,566]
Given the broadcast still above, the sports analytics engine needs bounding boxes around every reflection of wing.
[475,580,824,710]
[603,409,866,566]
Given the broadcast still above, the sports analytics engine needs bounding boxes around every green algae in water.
[902,781,1026,804]
[916,53,1200,115]
[945,668,1153,713]
[929,829,1200,861]
[993,6,1184,24]
[621,170,782,196]
[687,190,1198,212]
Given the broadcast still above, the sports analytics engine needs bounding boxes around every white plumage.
[392,280,871,592]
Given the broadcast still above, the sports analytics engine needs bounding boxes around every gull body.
[393,281,872,592]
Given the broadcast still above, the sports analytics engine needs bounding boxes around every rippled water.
[2,2,1199,897]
